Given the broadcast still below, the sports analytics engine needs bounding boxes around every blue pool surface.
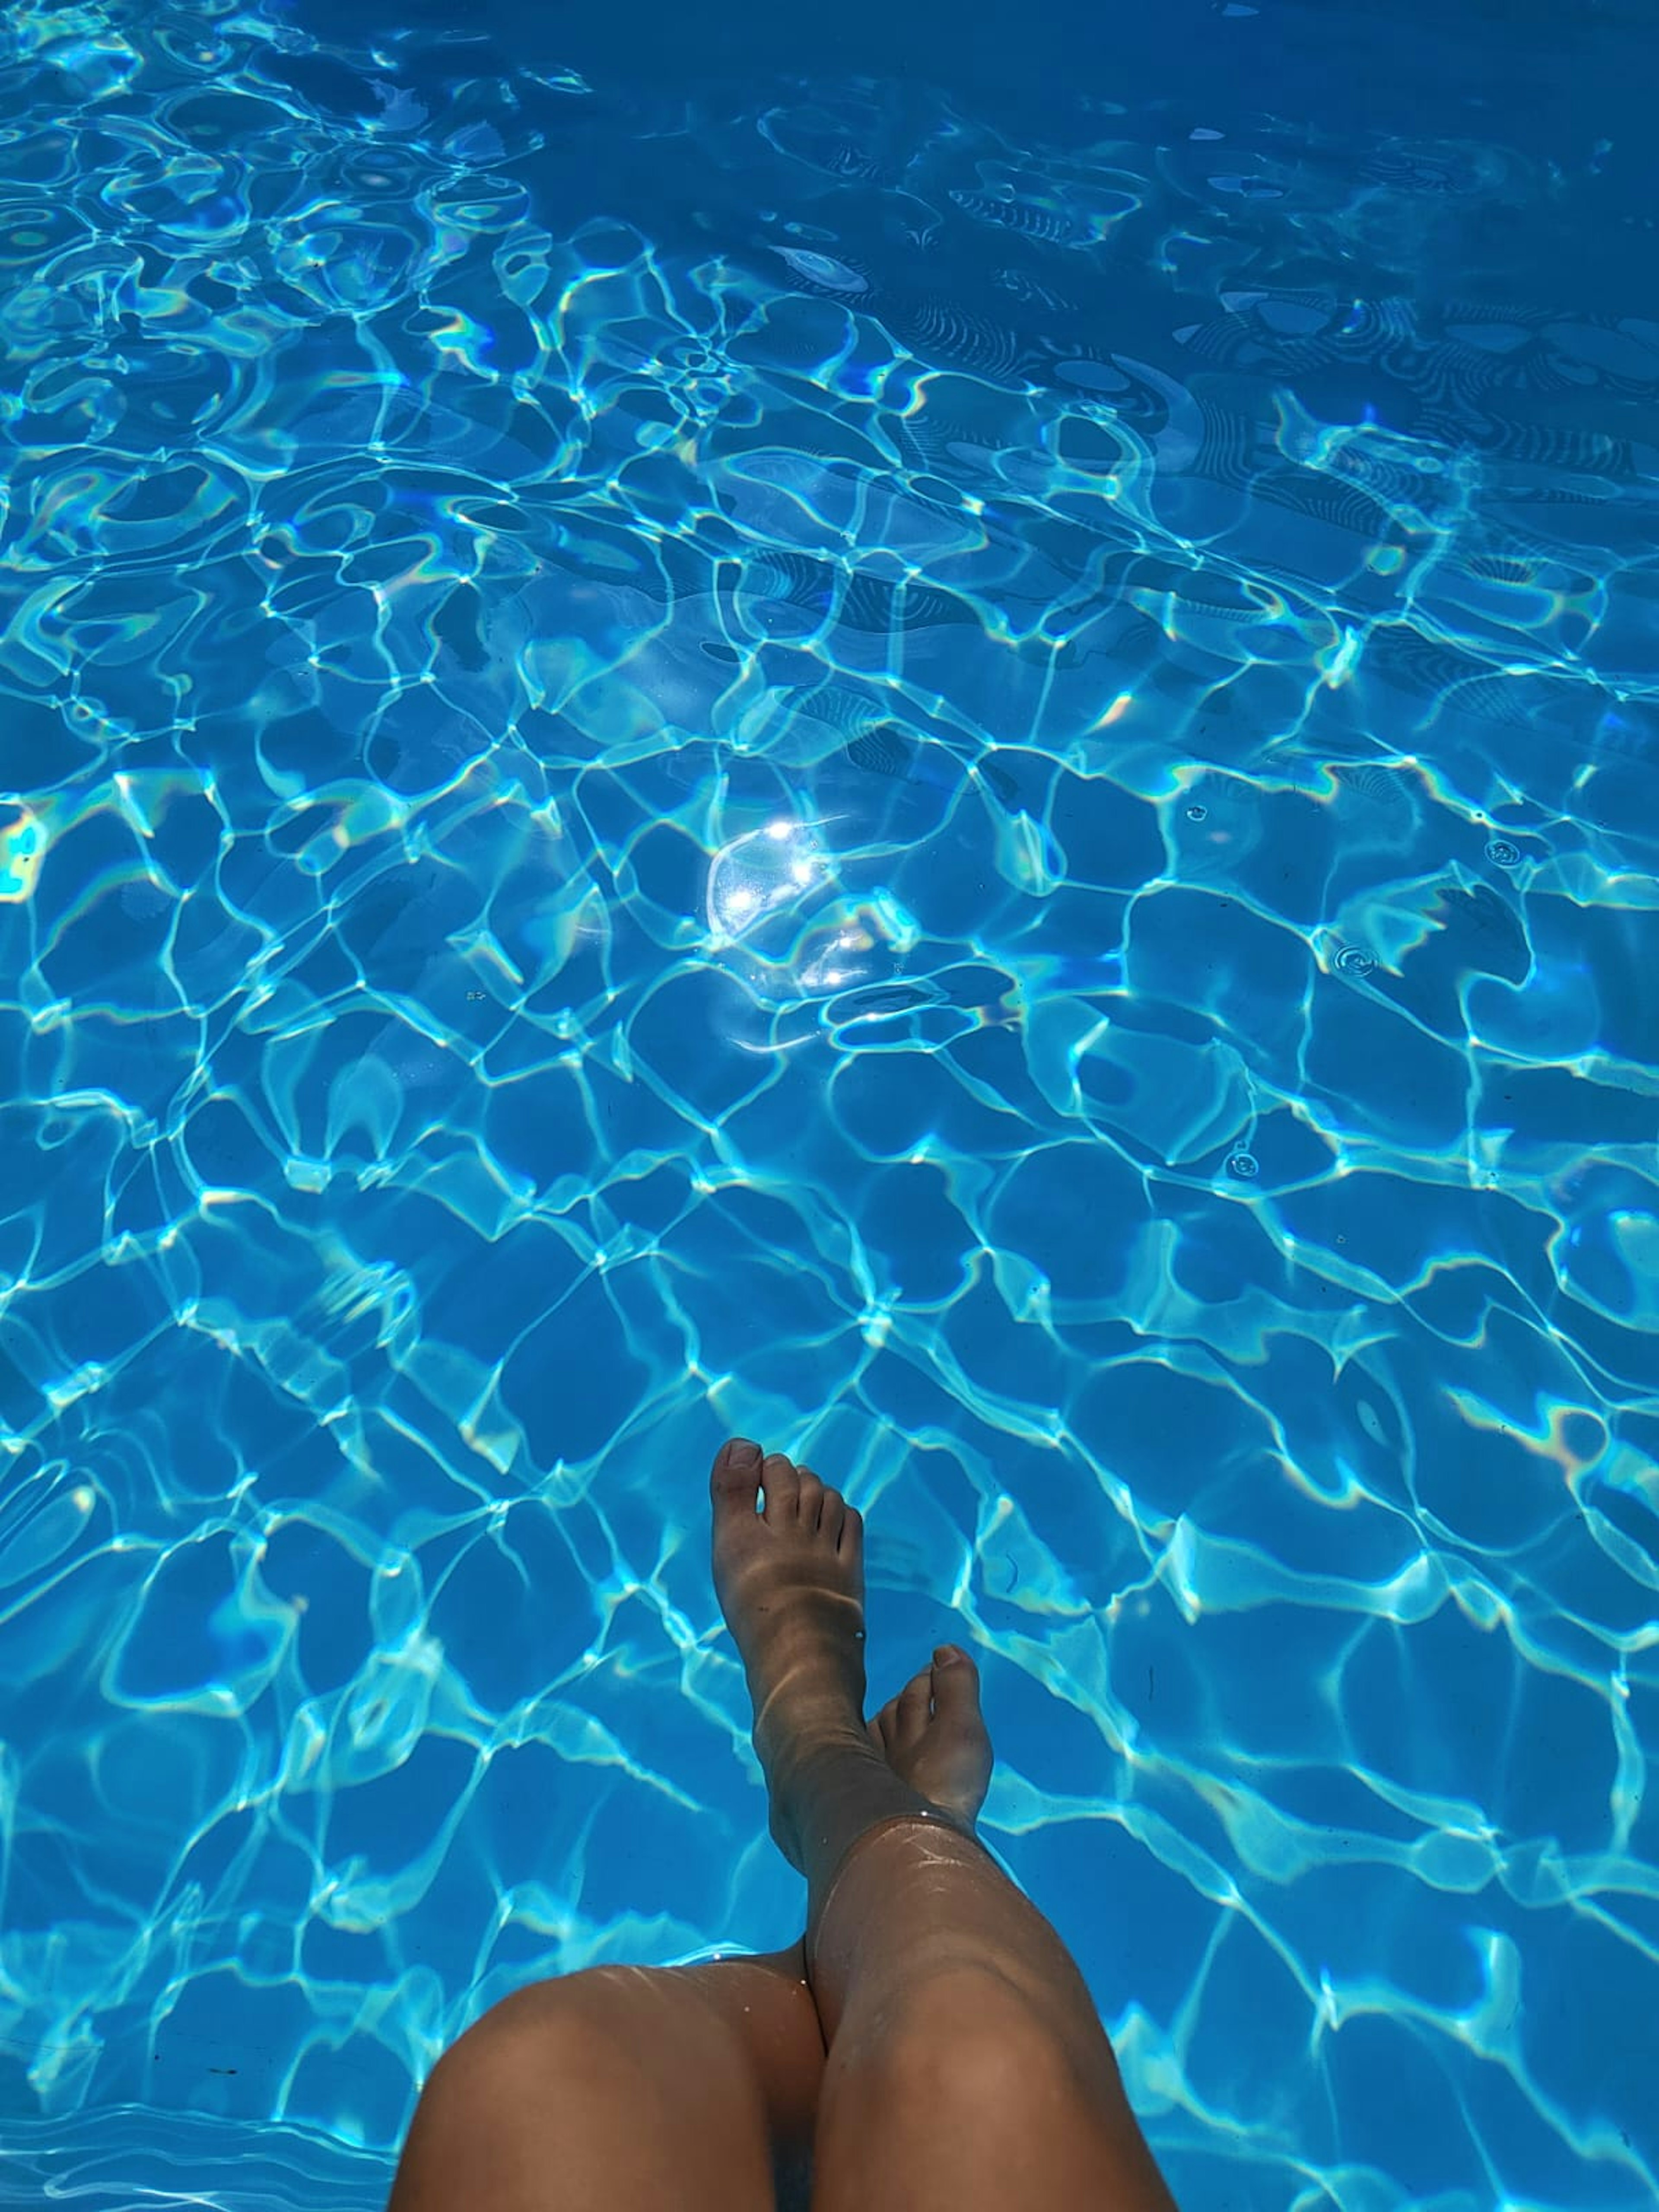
[1,0,1656,2204]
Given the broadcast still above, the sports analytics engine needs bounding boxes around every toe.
[815,1480,846,1544]
[870,1684,906,1746]
[796,1466,826,1527]
[894,1665,932,1743]
[930,1644,979,1720]
[711,1437,763,1513]
[760,1451,800,1522]
[836,1499,863,1563]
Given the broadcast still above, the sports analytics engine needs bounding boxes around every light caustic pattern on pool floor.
[0,0,1656,2205]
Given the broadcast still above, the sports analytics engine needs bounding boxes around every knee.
[426,1969,639,2093]
[841,1964,1089,2104]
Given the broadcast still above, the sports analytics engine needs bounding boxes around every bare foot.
[710,1437,870,1867]
[866,1646,993,1832]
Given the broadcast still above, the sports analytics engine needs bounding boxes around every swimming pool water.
[1,0,1656,2204]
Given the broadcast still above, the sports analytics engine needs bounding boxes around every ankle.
[762,1714,879,1831]
[780,1733,941,1889]
[757,1685,864,1762]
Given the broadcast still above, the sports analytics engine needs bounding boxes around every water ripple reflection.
[0,0,1655,2206]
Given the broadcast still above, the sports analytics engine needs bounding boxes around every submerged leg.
[709,1435,1181,2212]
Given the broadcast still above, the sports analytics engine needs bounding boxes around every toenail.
[934,1644,965,1666]
[725,1438,762,1467]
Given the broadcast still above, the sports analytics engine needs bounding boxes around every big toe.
[931,1645,982,1730]
[711,1436,763,1514]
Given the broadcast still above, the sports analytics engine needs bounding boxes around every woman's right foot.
[865,1646,993,1831]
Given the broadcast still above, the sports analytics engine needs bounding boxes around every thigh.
[390,1954,815,2212]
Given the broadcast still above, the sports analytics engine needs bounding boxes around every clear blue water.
[2,0,1656,2204]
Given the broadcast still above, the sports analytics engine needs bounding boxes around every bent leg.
[389,1944,823,2212]
[807,1817,1179,2210]
[706,1436,1178,2210]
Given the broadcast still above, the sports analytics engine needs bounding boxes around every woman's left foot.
[710,1438,871,1868]
[865,1645,993,1831]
